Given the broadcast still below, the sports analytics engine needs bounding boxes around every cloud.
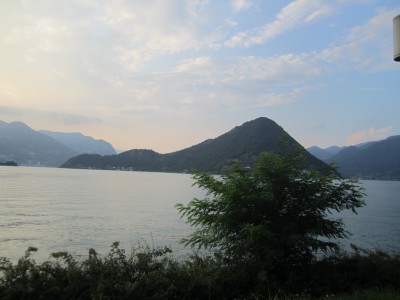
[0,0,204,73]
[318,7,399,71]
[124,52,322,115]
[0,106,102,126]
[118,53,323,117]
[230,54,320,82]
[259,91,303,107]
[232,0,253,12]
[175,57,214,74]
[0,85,21,99]
[0,0,397,141]
[346,126,393,145]
[0,106,24,117]
[173,53,321,85]
[46,112,103,125]
[83,0,204,70]
[258,86,322,107]
[225,0,335,47]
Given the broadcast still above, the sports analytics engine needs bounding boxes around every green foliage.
[0,242,177,300]
[304,246,400,296]
[176,150,365,273]
[0,243,400,299]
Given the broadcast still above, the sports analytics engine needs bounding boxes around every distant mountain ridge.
[307,145,344,161]
[0,120,116,167]
[307,136,400,180]
[61,117,328,174]
[0,121,76,167]
[39,130,116,156]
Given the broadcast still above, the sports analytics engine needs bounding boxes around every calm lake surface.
[0,166,399,262]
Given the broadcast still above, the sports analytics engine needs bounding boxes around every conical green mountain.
[61,117,327,173]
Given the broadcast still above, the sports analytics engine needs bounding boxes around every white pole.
[394,15,400,62]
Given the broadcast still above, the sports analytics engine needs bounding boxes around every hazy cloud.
[1,2,393,121]
[346,126,393,145]
[232,0,253,12]
[0,85,21,99]
[46,112,103,125]
[318,8,399,71]
[0,106,24,117]
[0,106,102,126]
[0,1,398,151]
[230,54,320,82]
[225,0,335,47]
[258,86,322,107]
[173,53,320,85]
[175,57,214,74]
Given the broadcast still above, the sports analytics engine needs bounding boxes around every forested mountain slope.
[62,117,328,173]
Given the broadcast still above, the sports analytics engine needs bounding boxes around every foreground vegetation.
[1,149,399,299]
[0,243,399,299]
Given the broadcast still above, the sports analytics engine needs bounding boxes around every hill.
[307,145,343,161]
[39,130,116,156]
[61,117,328,173]
[0,121,76,167]
[0,120,117,167]
[331,136,400,180]
[308,137,400,180]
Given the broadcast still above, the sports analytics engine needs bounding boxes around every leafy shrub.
[176,150,365,291]
[0,243,400,299]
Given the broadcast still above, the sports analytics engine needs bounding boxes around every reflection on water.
[337,180,400,251]
[0,167,399,262]
[0,167,205,262]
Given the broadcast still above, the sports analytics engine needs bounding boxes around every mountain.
[0,120,117,167]
[307,142,377,162]
[0,121,77,167]
[39,130,116,156]
[61,117,328,173]
[325,146,344,155]
[328,146,361,164]
[307,136,400,180]
[307,146,341,161]
[330,136,400,180]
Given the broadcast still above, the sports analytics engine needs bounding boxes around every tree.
[176,151,365,271]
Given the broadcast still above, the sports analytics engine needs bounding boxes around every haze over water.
[0,166,399,262]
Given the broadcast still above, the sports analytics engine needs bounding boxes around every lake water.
[0,166,399,262]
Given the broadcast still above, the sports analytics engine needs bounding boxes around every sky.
[1,0,399,153]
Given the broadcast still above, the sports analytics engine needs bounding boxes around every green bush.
[0,243,400,299]
[176,150,364,289]
[0,242,180,300]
